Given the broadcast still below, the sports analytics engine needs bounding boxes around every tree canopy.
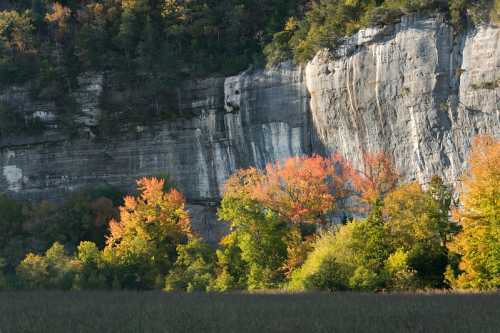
[448,136,500,290]
[1,136,498,292]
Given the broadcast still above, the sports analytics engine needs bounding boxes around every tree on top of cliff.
[265,0,490,65]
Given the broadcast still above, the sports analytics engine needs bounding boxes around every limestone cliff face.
[0,64,310,242]
[0,63,310,202]
[0,16,498,240]
[306,15,499,185]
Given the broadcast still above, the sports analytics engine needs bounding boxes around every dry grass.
[0,291,499,332]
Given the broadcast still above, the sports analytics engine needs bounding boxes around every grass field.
[0,291,499,332]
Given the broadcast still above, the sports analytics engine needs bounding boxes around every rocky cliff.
[0,15,498,240]
[307,15,499,185]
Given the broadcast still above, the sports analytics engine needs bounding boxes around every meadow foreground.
[0,291,499,333]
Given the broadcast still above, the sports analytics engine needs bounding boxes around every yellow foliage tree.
[383,183,443,249]
[383,182,452,287]
[104,177,192,289]
[448,135,500,290]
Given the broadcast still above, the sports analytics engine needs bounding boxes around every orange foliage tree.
[216,155,352,289]
[448,135,500,290]
[245,154,352,225]
[350,151,399,205]
[103,177,192,289]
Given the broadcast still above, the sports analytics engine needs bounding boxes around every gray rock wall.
[0,64,310,202]
[306,16,499,184]
[0,64,310,242]
[0,15,498,240]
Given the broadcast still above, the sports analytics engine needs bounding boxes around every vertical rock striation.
[306,15,499,184]
[0,16,498,237]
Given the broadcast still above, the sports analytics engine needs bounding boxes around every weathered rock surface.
[307,15,499,184]
[0,15,498,240]
[0,64,310,242]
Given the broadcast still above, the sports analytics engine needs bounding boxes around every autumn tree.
[448,135,500,290]
[216,168,288,290]
[350,151,399,205]
[0,10,34,56]
[45,3,72,43]
[103,177,192,289]
[216,155,351,290]
[383,182,452,288]
[252,155,350,225]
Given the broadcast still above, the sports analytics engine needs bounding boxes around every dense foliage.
[0,185,120,277]
[0,136,498,292]
[215,156,351,290]
[0,1,494,136]
[0,0,305,88]
[0,1,305,133]
[103,177,193,289]
[289,180,454,291]
[265,0,497,65]
[447,136,500,290]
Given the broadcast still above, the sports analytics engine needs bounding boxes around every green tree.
[16,242,76,289]
[165,237,214,292]
[73,241,105,289]
[212,233,248,291]
[217,170,289,290]
[383,182,451,288]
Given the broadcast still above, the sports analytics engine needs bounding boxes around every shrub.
[349,266,383,291]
